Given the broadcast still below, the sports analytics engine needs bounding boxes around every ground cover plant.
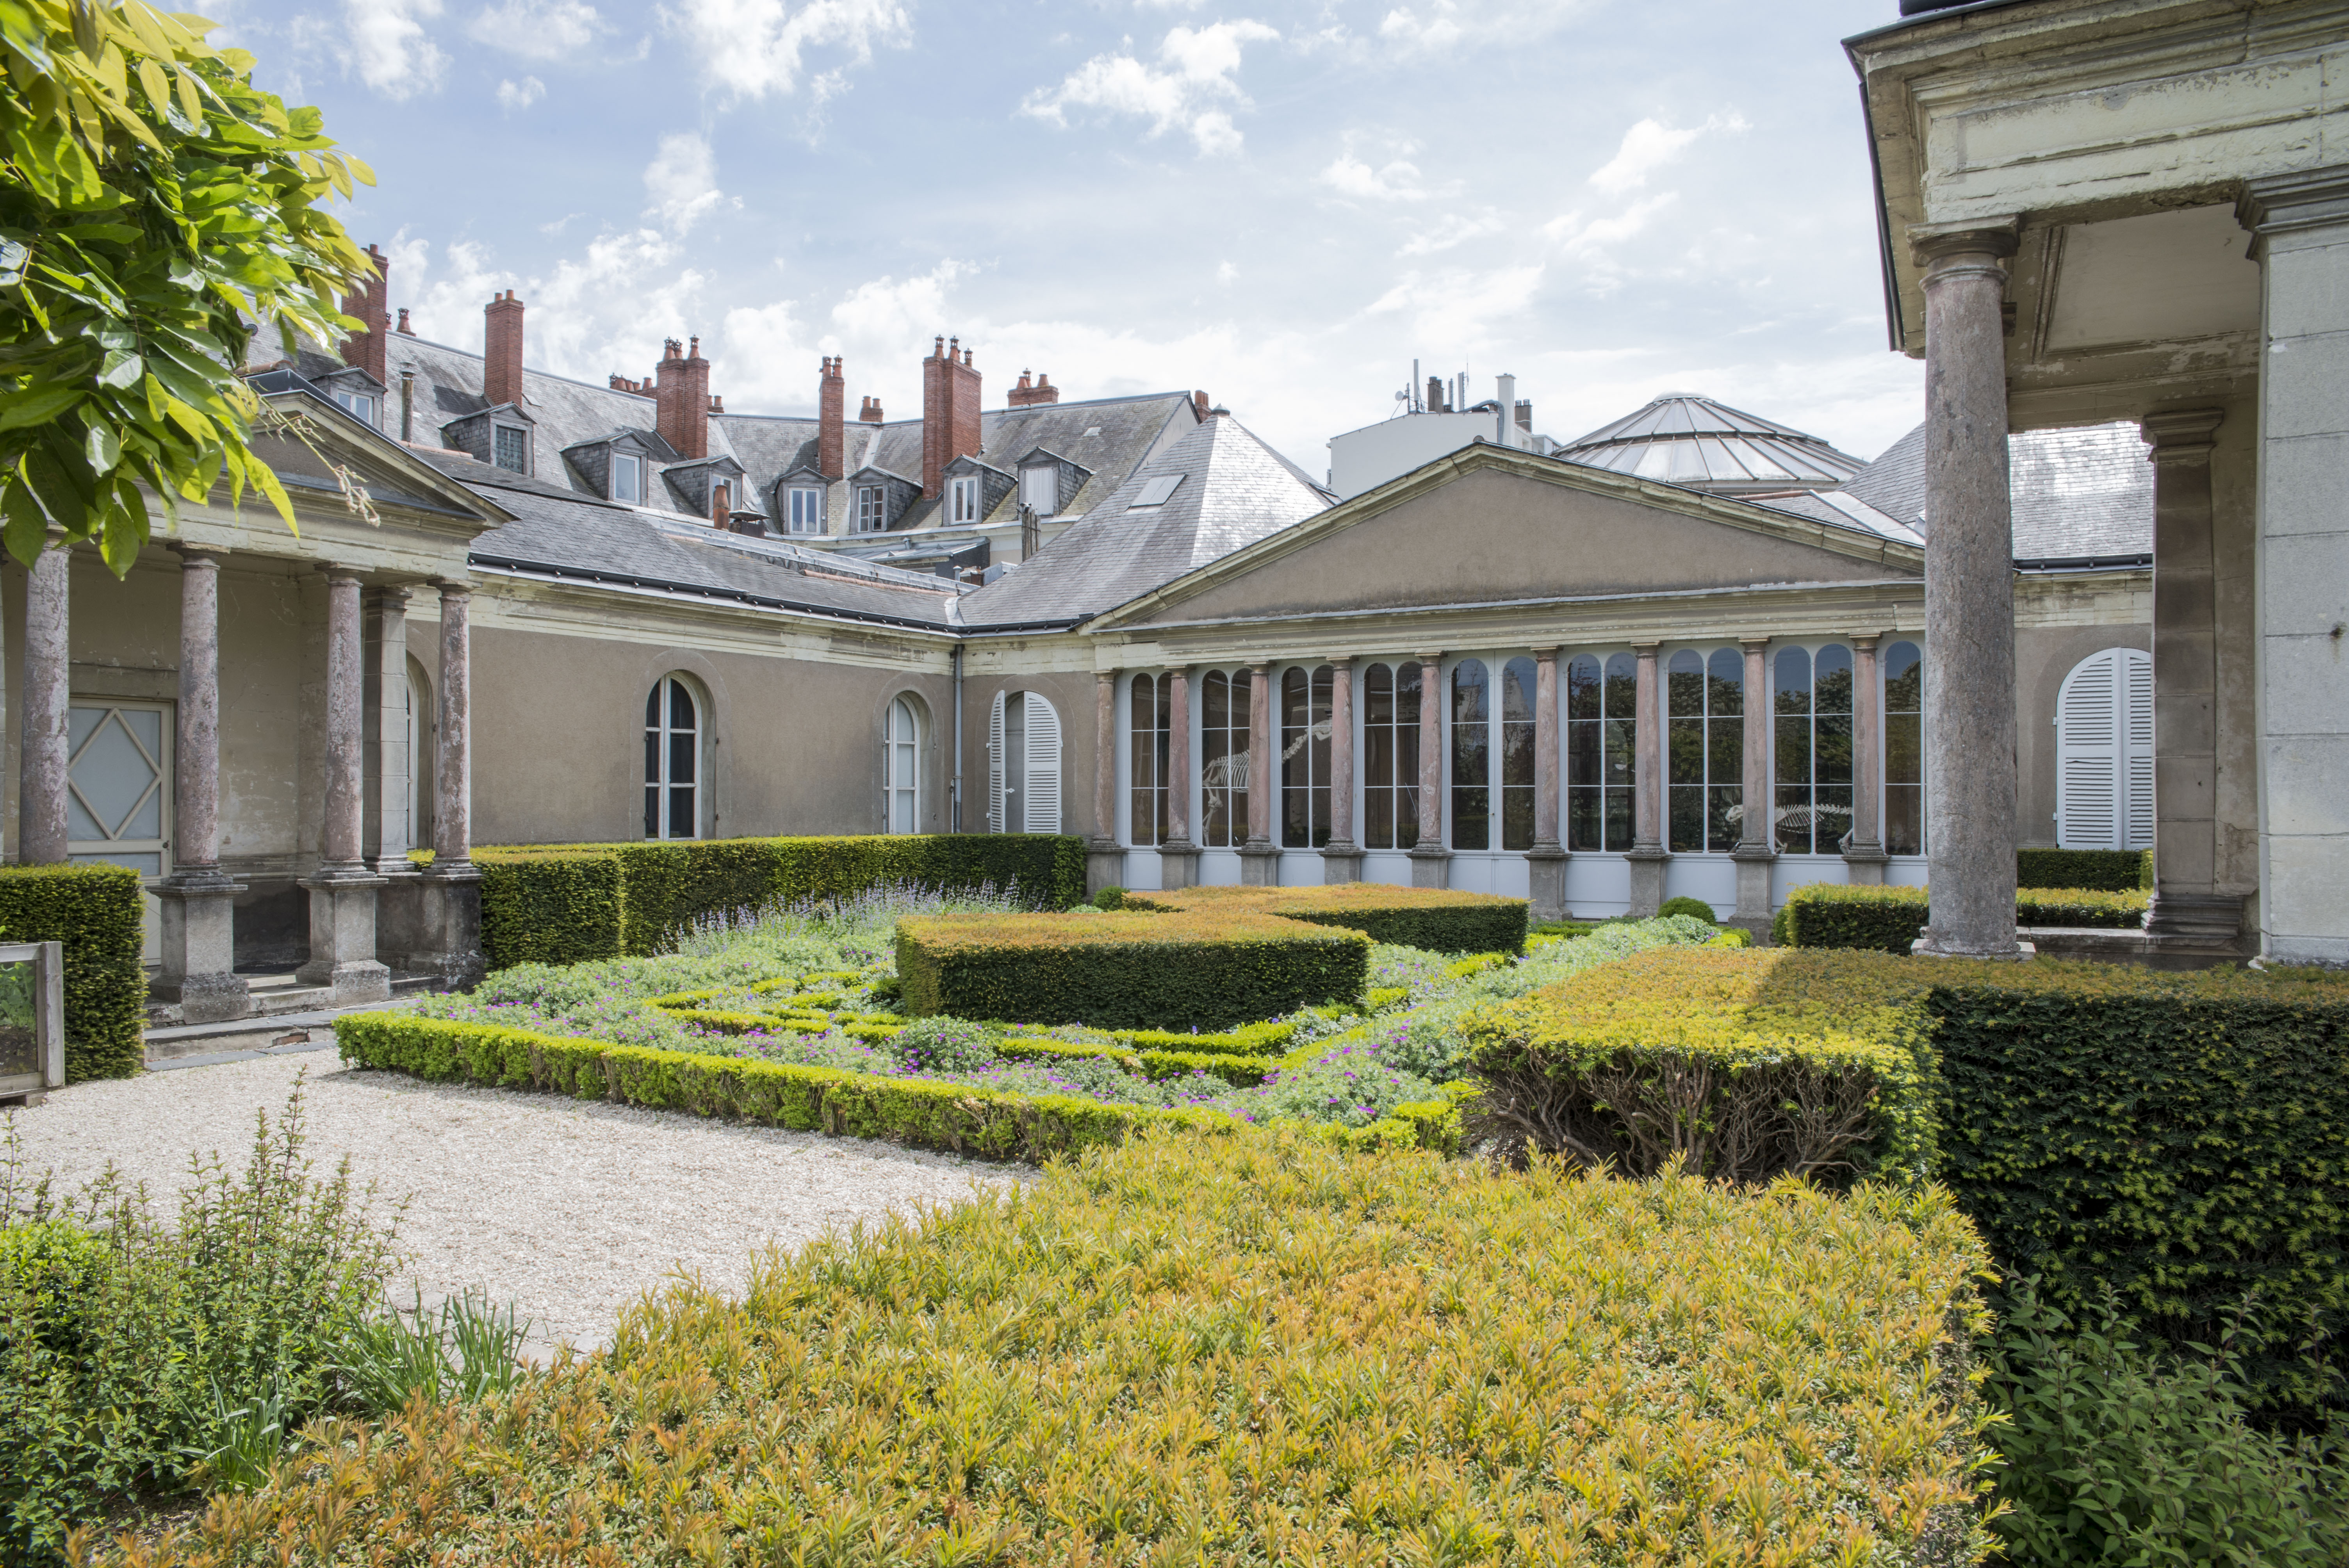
[109,1130,2000,1568]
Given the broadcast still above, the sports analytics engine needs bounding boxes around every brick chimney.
[396,308,413,335]
[920,335,982,498]
[484,290,525,408]
[339,243,389,384]
[818,356,846,478]
[1194,390,1210,420]
[1007,369,1059,408]
[859,396,884,423]
[655,336,711,459]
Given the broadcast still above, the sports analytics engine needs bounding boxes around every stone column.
[2140,408,2243,949]
[1731,637,1775,932]
[154,549,250,1022]
[1322,657,1363,884]
[1625,641,1668,917]
[1158,667,1198,890]
[2239,169,2349,966]
[1239,661,1280,886]
[1526,646,1567,921]
[362,587,417,875]
[1085,669,1123,897]
[1844,633,1890,887]
[298,568,390,1001]
[1910,219,2028,959]
[18,543,69,866]
[414,579,483,988]
[1410,651,1450,888]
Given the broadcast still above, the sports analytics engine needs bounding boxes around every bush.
[0,864,144,1082]
[476,836,1089,971]
[1462,947,1939,1185]
[2017,847,2154,893]
[1656,894,1718,923]
[1091,884,1125,911]
[1779,881,2149,952]
[1985,1278,2349,1566]
[896,911,1369,1031]
[1121,883,1527,954]
[129,1131,1998,1568]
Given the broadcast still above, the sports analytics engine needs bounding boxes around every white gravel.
[2,1050,1030,1354]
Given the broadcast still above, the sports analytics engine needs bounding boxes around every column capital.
[1907,216,2020,269]
[1325,653,1355,670]
[318,563,364,586]
[1630,639,1662,656]
[1529,645,1559,661]
[2237,164,2349,257]
[432,576,473,599]
[168,543,221,568]
[1414,650,1444,665]
[2141,407,2224,463]
[1094,668,1115,687]
[1849,631,1883,652]
[372,583,414,609]
[1739,634,1772,653]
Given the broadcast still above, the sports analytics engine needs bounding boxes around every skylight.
[1129,474,1184,509]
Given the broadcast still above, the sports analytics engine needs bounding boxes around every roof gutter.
[469,555,959,634]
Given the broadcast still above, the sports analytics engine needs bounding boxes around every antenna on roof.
[1411,358,1421,414]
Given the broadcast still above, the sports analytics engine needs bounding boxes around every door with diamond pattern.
[66,701,173,959]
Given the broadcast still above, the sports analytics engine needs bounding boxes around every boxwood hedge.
[1122,883,1528,954]
[2017,846,2155,893]
[0,863,144,1081]
[1778,881,2149,953]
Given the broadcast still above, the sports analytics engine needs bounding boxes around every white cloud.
[828,260,976,349]
[1400,210,1506,256]
[1216,260,1238,284]
[643,132,738,235]
[1544,193,1678,258]
[1020,20,1279,155]
[1363,264,1545,351]
[495,75,544,110]
[469,0,603,58]
[1587,112,1748,196]
[665,0,911,102]
[1377,0,1584,54]
[338,0,447,99]
[1318,153,1434,202]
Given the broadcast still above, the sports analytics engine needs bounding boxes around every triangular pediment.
[252,384,511,532]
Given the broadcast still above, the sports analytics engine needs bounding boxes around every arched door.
[2055,648,2153,850]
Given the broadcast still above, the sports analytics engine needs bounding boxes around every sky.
[215,0,1928,477]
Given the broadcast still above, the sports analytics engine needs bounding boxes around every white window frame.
[611,451,643,504]
[788,485,824,534]
[987,689,1062,834]
[644,675,706,841]
[2055,647,2153,850]
[856,485,886,532]
[1019,463,1057,517]
[492,424,529,474]
[948,474,981,525]
[332,389,378,427]
[66,700,173,880]
[883,696,921,833]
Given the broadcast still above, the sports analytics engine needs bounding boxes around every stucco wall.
[2015,619,2153,850]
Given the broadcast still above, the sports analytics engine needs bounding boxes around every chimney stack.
[395,307,413,336]
[484,289,526,408]
[818,356,846,478]
[1426,375,1446,413]
[656,335,711,458]
[340,243,389,385]
[1007,369,1059,408]
[920,334,982,498]
[1193,390,1210,420]
[859,396,884,423]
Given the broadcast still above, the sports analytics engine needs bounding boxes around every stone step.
[143,976,438,1069]
[144,972,440,1032]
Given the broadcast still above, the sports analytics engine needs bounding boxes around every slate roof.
[1750,488,1923,546]
[957,413,1334,629]
[1558,393,1870,492]
[1842,420,2153,561]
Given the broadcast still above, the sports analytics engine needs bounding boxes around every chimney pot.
[921,332,982,498]
[656,331,712,458]
[396,307,412,335]
[818,354,847,478]
[483,289,526,409]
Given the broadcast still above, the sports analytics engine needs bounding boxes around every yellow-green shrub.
[1123,882,1527,953]
[119,1131,1996,1568]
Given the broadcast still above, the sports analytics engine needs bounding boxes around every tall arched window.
[1567,652,1636,852]
[1449,660,1489,850]
[883,696,921,834]
[1773,645,1853,853]
[1884,641,1923,854]
[1362,661,1419,850]
[988,690,1062,834]
[1129,673,1169,846]
[1201,670,1250,847]
[407,658,435,850]
[2055,647,2152,850]
[1280,665,1334,848]
[645,675,702,840]
[1668,648,1744,853]
[1500,656,1537,850]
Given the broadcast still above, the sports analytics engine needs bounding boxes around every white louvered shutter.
[1024,694,1062,834]
[2121,649,2153,850]
[986,690,1007,834]
[2056,648,2153,850]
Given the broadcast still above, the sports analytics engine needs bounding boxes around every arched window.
[1362,661,1419,850]
[1668,648,1744,853]
[1774,645,1853,853]
[2055,647,2152,850]
[1884,642,1923,854]
[406,657,435,850]
[1449,660,1489,850]
[883,696,921,834]
[1500,656,1537,850]
[988,690,1061,834]
[1566,652,1636,851]
[645,675,702,840]
[1280,665,1334,849]
[1129,673,1169,846]
[1200,670,1251,848]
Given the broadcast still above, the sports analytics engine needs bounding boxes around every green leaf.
[99,474,148,575]
[96,347,143,389]
[85,418,121,475]
[0,387,86,429]
[0,235,25,288]
[21,446,93,535]
[0,474,51,567]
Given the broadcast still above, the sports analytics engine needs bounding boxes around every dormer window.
[612,451,643,504]
[788,485,824,534]
[1019,463,1057,517]
[856,485,886,532]
[949,475,981,525]
[331,388,378,427]
[494,426,529,474]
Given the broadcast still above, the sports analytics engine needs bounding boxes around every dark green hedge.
[1780,883,2149,953]
[2017,848,2154,893]
[476,835,1087,971]
[1122,885,1529,955]
[897,912,1369,1031]
[0,864,144,1081]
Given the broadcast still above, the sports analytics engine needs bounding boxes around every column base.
[1157,840,1201,891]
[1731,846,1776,936]
[153,875,251,1023]
[2145,889,2243,942]
[1625,847,1668,918]
[1084,837,1126,900]
[1525,845,1567,923]
[406,864,486,992]
[1408,843,1452,889]
[1842,841,1889,886]
[297,872,391,1004]
[1238,842,1281,886]
[1911,932,2038,961]
[1321,840,1365,885]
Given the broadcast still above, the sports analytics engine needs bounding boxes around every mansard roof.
[1841,419,2153,563]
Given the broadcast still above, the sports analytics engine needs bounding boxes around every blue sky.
[219,0,1927,476]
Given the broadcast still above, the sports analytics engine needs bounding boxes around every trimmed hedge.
[897,911,1368,1031]
[2017,846,2155,893]
[476,834,1088,970]
[1779,881,2149,953]
[0,864,144,1082]
[994,1035,1276,1088]
[1121,883,1528,954]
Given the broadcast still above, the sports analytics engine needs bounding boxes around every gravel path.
[3,1051,1030,1355]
